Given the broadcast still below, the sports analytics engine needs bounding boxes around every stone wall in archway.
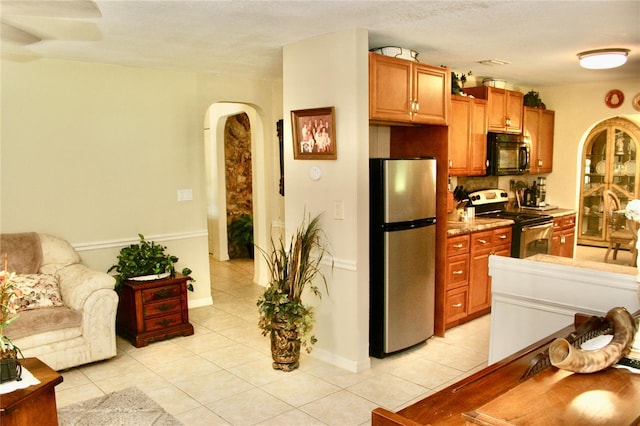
[224,113,253,258]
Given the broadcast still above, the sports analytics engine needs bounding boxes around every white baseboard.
[312,347,371,373]
[188,296,214,309]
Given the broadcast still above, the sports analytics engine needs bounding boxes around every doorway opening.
[204,102,269,286]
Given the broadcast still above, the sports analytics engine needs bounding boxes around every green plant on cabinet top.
[108,234,194,291]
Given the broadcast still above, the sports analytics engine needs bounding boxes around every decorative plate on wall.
[605,89,624,108]
[633,92,640,112]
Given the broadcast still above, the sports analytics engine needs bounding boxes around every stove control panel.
[468,189,509,206]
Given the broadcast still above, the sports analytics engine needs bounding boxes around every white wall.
[283,29,371,372]
[537,79,640,210]
[1,58,283,308]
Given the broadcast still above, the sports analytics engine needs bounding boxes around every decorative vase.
[0,348,22,383]
[270,321,301,372]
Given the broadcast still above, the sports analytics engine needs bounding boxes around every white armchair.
[1,233,118,371]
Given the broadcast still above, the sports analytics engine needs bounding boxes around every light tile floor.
[54,257,492,426]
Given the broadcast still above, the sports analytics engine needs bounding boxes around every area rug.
[58,386,182,425]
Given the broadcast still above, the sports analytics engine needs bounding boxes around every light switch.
[177,189,193,201]
[333,200,344,220]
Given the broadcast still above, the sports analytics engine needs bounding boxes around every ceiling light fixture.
[477,59,511,66]
[577,48,630,69]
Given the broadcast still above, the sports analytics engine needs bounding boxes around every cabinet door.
[413,63,449,125]
[369,53,412,123]
[468,231,493,314]
[524,107,541,172]
[537,110,555,173]
[560,229,575,258]
[449,96,471,175]
[505,90,524,133]
[469,99,488,175]
[486,88,507,132]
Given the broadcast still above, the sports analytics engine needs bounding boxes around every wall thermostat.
[309,166,322,181]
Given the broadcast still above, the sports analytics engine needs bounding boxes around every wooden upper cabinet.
[449,95,487,176]
[465,86,523,134]
[369,52,450,125]
[524,107,555,174]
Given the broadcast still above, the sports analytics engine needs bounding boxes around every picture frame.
[291,106,336,160]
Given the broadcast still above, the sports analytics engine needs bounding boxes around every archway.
[204,102,269,286]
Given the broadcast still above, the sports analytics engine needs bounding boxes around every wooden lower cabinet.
[445,227,512,329]
[551,214,576,258]
[116,273,194,347]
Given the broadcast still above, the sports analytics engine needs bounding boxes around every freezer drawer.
[382,224,435,354]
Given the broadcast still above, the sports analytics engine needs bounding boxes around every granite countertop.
[527,253,637,276]
[447,218,514,236]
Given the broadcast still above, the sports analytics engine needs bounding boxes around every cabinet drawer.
[493,227,512,245]
[471,230,493,251]
[560,215,576,229]
[144,313,183,332]
[446,254,469,289]
[142,284,181,302]
[447,235,470,255]
[143,298,181,318]
[446,287,468,323]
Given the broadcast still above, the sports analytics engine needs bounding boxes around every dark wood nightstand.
[116,273,194,347]
[0,358,63,426]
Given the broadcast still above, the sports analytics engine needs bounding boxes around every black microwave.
[486,132,530,175]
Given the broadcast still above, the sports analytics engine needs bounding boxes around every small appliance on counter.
[518,177,557,211]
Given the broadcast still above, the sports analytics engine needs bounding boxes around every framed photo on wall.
[291,106,337,160]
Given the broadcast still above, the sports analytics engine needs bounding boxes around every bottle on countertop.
[531,181,538,207]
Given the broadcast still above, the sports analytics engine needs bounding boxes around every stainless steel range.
[467,189,554,258]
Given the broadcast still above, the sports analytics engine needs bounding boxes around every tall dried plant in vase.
[257,213,331,371]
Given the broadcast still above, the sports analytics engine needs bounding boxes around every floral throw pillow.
[13,274,64,311]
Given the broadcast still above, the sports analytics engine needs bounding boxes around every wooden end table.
[0,357,63,426]
[116,273,195,347]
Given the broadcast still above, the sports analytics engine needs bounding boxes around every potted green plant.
[108,234,194,291]
[451,70,472,95]
[229,214,254,258]
[257,213,330,371]
[523,90,546,109]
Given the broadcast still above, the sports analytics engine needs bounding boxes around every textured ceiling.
[1,0,639,87]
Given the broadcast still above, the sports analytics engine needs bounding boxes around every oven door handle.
[521,222,553,232]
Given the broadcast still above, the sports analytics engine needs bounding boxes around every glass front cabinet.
[578,118,640,247]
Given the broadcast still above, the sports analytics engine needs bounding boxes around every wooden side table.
[0,358,63,426]
[116,273,194,347]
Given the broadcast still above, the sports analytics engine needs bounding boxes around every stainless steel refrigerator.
[369,157,436,358]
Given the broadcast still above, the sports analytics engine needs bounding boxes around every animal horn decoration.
[549,307,637,373]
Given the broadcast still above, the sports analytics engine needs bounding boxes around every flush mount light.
[578,48,630,69]
[477,59,511,66]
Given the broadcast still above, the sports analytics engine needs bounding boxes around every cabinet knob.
[498,235,507,239]
[505,117,511,127]
[453,303,463,308]
[453,243,464,249]
[478,239,489,245]
[453,270,464,275]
